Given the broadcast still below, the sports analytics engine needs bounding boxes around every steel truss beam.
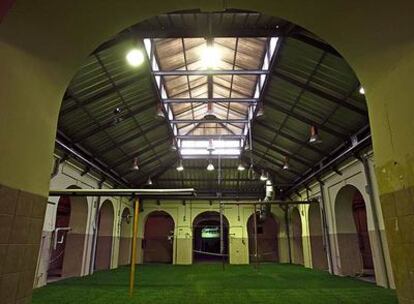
[273,71,367,116]
[153,70,269,76]
[172,119,248,124]
[162,98,258,104]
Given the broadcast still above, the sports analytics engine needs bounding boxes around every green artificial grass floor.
[33,264,397,304]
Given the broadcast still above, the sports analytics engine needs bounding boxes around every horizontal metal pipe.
[153,70,269,76]
[163,98,258,104]
[172,119,248,124]
[49,188,196,197]
[55,139,128,187]
[287,134,371,194]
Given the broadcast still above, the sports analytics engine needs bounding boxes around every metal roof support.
[171,119,248,124]
[287,133,371,195]
[153,70,269,76]
[162,98,259,104]
[273,71,367,116]
[55,138,129,187]
[265,99,348,139]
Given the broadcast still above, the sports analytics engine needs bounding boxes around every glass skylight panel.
[144,36,280,159]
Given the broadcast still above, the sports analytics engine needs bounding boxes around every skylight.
[144,36,279,159]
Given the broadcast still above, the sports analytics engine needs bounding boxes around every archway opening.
[193,211,229,263]
[291,208,304,265]
[118,208,132,266]
[95,200,114,271]
[309,203,328,270]
[335,185,374,278]
[143,211,175,263]
[47,192,88,279]
[247,212,279,263]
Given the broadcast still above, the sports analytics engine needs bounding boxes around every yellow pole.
[129,197,140,297]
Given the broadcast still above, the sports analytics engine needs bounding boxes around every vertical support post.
[129,197,140,297]
[219,201,225,270]
[253,204,259,268]
[284,206,292,264]
[319,182,334,274]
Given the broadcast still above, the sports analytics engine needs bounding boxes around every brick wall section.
[0,184,46,304]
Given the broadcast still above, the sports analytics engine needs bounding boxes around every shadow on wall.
[335,185,374,277]
[95,200,114,271]
[309,203,328,270]
[118,208,132,266]
[291,208,304,265]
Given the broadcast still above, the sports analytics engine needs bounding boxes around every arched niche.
[335,184,374,277]
[143,211,175,263]
[308,203,328,270]
[118,207,132,266]
[247,212,279,263]
[48,186,88,279]
[192,211,229,263]
[95,200,115,271]
[291,207,304,265]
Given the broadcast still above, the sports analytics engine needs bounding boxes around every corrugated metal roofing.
[56,10,368,197]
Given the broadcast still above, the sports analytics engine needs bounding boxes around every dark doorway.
[143,211,175,263]
[247,212,279,263]
[352,191,374,271]
[193,211,229,263]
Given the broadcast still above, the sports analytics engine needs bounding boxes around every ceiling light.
[126,49,144,67]
[156,103,165,119]
[131,157,139,171]
[260,169,268,181]
[201,46,221,69]
[207,139,215,152]
[170,138,177,151]
[256,102,264,118]
[237,162,245,171]
[207,160,215,171]
[359,86,365,95]
[309,125,322,144]
[283,157,289,170]
[146,176,153,186]
[176,160,184,172]
[248,164,257,180]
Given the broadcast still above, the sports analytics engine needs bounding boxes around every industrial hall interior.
[1,2,413,304]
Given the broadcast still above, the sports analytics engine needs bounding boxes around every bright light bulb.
[359,86,365,95]
[237,163,245,171]
[176,160,184,171]
[207,162,215,171]
[260,170,268,181]
[201,46,220,69]
[126,49,144,67]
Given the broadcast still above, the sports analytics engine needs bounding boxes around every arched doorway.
[291,208,304,265]
[143,211,175,263]
[193,211,229,263]
[47,193,88,279]
[335,185,374,277]
[309,203,328,270]
[247,212,279,263]
[95,200,114,271]
[118,208,132,266]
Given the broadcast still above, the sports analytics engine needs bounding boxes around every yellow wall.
[1,1,414,302]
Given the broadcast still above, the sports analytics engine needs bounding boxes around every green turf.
[32,264,397,304]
